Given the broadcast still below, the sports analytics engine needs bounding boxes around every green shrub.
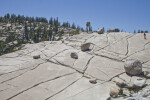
[69,30,79,36]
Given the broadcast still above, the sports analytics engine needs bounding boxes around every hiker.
[144,33,146,39]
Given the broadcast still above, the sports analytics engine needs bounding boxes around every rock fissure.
[83,56,94,73]
[96,34,134,52]
[96,67,110,77]
[125,37,129,55]
[0,62,46,84]
[45,77,82,100]
[51,58,84,74]
[6,72,77,100]
[94,53,123,62]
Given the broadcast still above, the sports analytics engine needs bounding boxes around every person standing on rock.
[144,33,146,39]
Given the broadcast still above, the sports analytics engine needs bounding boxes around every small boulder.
[113,77,126,87]
[97,28,104,34]
[61,40,64,43]
[141,89,150,97]
[81,43,90,51]
[89,78,97,84]
[109,86,120,98]
[70,52,78,59]
[124,59,142,75]
[144,71,150,78]
[146,74,150,78]
[33,55,40,59]
[123,88,130,96]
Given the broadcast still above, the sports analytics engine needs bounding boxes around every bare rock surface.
[0,32,150,100]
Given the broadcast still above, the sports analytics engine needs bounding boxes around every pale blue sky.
[0,0,149,32]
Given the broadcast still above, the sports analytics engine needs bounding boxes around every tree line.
[0,13,84,42]
[0,13,85,55]
[0,13,84,30]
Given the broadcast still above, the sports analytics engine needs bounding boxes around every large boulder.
[81,43,90,51]
[97,28,104,34]
[124,59,142,75]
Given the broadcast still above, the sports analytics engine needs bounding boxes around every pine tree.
[48,29,52,41]
[134,30,136,33]
[89,26,92,32]
[24,22,29,40]
[145,30,148,33]
[6,13,10,19]
[114,28,120,32]
[86,22,91,33]
[138,30,141,33]
[49,17,53,26]
[141,30,144,33]
[103,27,105,32]
[71,23,76,29]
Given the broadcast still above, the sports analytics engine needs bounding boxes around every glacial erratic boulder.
[70,52,78,59]
[81,43,90,51]
[124,59,142,76]
[97,28,104,34]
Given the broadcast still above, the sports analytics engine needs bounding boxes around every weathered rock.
[97,28,104,34]
[89,78,97,84]
[123,88,130,96]
[61,40,64,43]
[146,74,150,78]
[33,55,40,59]
[144,71,149,76]
[127,77,146,88]
[109,86,120,98]
[119,73,132,83]
[141,89,150,97]
[113,77,126,87]
[133,78,146,88]
[81,43,90,51]
[124,97,139,100]
[144,71,150,78]
[70,52,78,59]
[124,59,142,75]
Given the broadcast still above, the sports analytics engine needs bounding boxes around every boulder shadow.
[82,49,92,52]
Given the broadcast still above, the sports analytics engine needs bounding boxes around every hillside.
[0,14,83,55]
[0,32,150,100]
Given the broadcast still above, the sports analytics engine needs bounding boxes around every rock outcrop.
[0,32,150,100]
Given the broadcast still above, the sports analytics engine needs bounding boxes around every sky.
[0,0,150,32]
